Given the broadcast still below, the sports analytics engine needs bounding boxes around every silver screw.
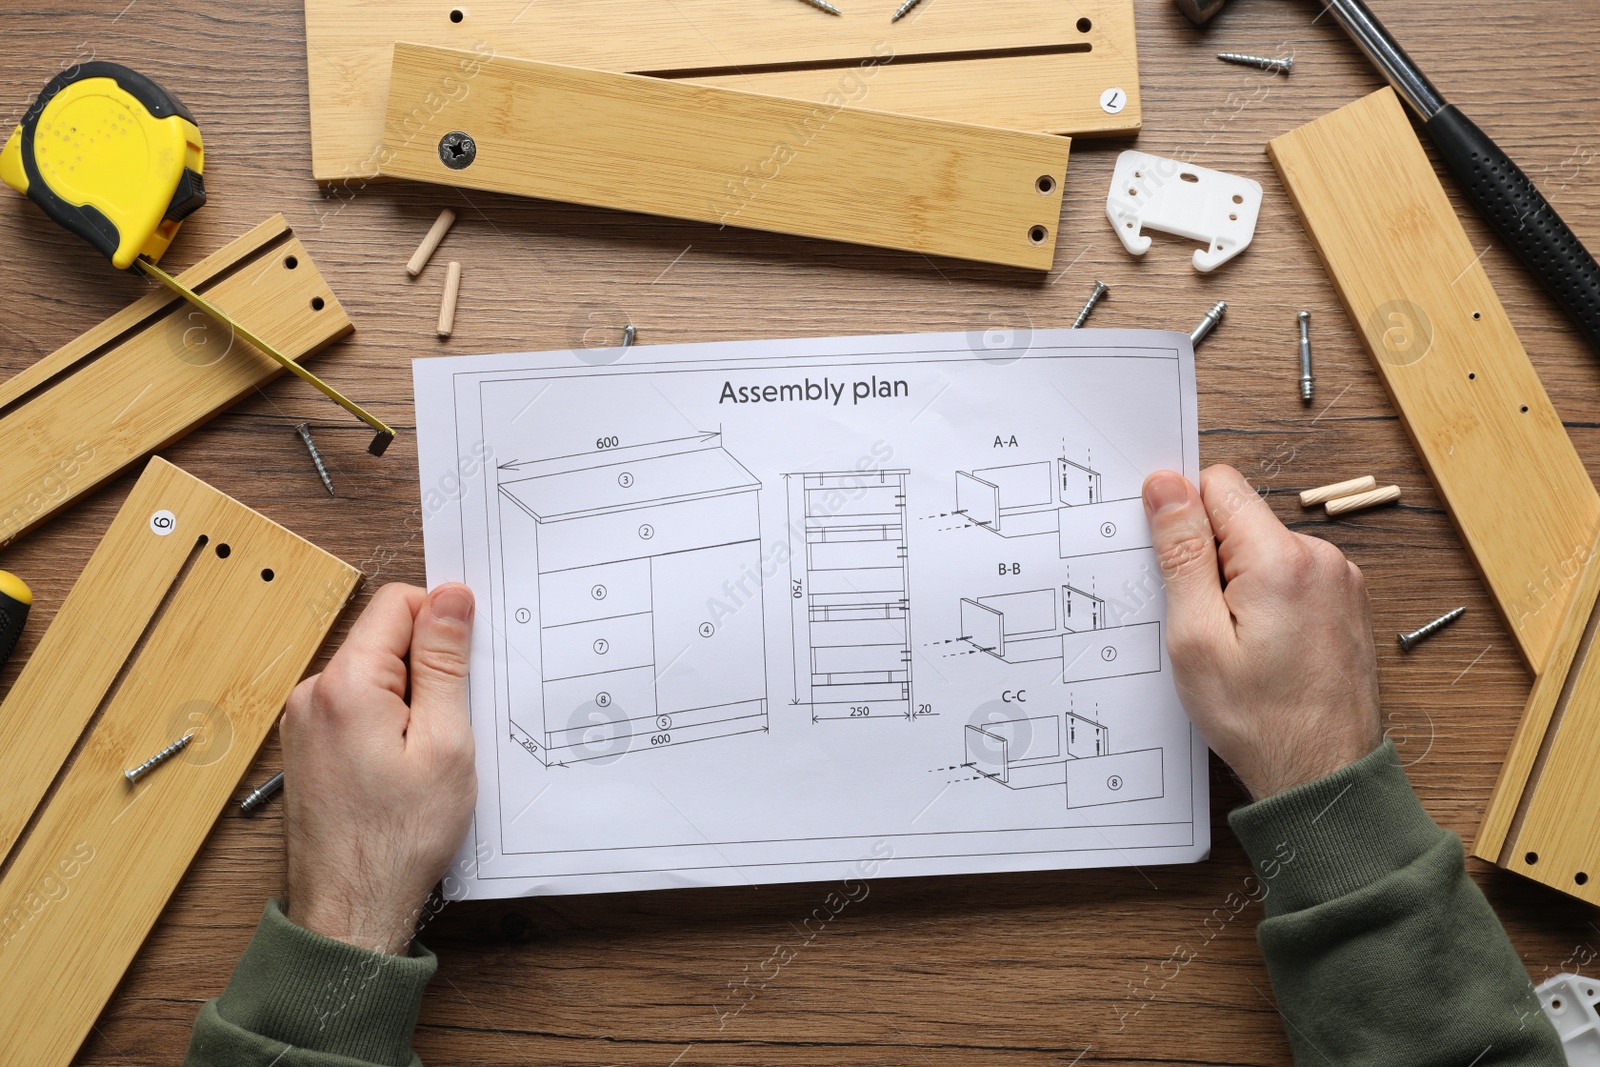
[797,0,843,13]
[296,423,336,497]
[1217,52,1294,75]
[125,733,194,784]
[1398,607,1466,652]
[240,771,285,814]
[891,0,924,19]
[1072,281,1109,329]
[1189,301,1227,348]
[1298,311,1314,404]
[622,324,637,350]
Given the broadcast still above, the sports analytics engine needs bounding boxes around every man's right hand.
[1142,465,1383,800]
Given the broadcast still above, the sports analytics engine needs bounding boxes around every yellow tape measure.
[0,62,205,269]
[2,63,397,455]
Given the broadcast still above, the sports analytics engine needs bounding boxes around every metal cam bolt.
[1217,52,1294,75]
[1072,281,1109,329]
[1398,607,1466,652]
[622,324,637,350]
[125,732,194,784]
[1298,311,1314,404]
[297,423,336,496]
[240,771,286,814]
[1190,301,1227,348]
[438,131,477,170]
[891,0,924,20]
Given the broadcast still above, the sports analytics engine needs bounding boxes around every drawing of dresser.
[497,437,769,766]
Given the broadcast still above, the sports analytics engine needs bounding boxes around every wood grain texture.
[0,215,354,548]
[0,457,361,1067]
[1475,526,1600,863]
[379,44,1072,270]
[6,1,1600,1064]
[1269,89,1600,673]
[305,0,1139,181]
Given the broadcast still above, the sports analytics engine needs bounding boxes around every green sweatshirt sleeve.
[183,900,435,1067]
[1228,739,1563,1065]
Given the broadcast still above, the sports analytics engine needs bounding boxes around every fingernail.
[431,586,475,624]
[1143,471,1190,516]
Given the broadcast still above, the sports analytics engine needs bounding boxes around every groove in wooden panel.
[0,216,355,548]
[0,457,361,1067]
[306,0,1139,182]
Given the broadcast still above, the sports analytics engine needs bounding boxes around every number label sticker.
[150,510,177,536]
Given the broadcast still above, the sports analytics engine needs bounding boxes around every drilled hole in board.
[1468,372,1476,380]
[1232,194,1243,204]
[1076,16,1092,32]
[1028,225,1049,245]
[1526,851,1540,865]
[284,255,298,270]
[1521,405,1530,413]
[1229,213,1238,221]
[311,296,326,311]
[1579,872,1591,886]
[216,543,232,559]
[1036,175,1056,195]
[1180,172,1199,184]
[449,7,464,21]
[261,569,276,583]
[1472,311,1482,319]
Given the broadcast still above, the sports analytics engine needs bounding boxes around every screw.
[1189,301,1227,348]
[1217,52,1294,75]
[296,423,336,497]
[1072,281,1109,329]
[797,0,843,13]
[240,771,285,814]
[1398,607,1466,652]
[438,131,477,170]
[1298,311,1314,404]
[622,324,637,349]
[890,0,924,19]
[125,733,194,784]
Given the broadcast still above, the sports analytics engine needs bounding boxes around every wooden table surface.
[5,1,1600,1063]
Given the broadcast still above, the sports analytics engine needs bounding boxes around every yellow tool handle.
[135,259,396,455]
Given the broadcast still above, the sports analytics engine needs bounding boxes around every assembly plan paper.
[415,329,1206,898]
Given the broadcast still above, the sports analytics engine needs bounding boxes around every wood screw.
[1398,606,1466,652]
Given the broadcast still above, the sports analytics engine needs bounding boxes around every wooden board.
[0,456,361,1067]
[0,216,354,549]
[380,44,1072,270]
[1267,88,1600,673]
[306,0,1138,183]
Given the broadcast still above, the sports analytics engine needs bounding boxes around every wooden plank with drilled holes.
[0,456,361,1067]
[380,44,1072,270]
[0,215,354,548]
[306,0,1138,183]
[1267,88,1600,673]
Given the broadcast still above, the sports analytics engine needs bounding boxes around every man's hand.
[281,582,477,955]
[1143,465,1382,800]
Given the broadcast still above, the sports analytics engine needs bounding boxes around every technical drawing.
[958,585,1160,683]
[785,469,916,721]
[963,709,1165,809]
[954,456,1153,559]
[497,434,770,765]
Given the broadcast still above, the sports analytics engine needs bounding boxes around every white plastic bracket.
[1106,151,1262,272]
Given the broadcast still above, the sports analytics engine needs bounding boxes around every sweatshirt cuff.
[213,900,437,1067]
[1228,739,1448,918]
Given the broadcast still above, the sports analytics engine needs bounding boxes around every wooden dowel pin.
[1326,484,1402,517]
[1300,475,1378,507]
[437,261,462,338]
[407,208,456,277]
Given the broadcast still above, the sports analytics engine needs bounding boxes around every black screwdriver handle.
[1424,105,1600,353]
